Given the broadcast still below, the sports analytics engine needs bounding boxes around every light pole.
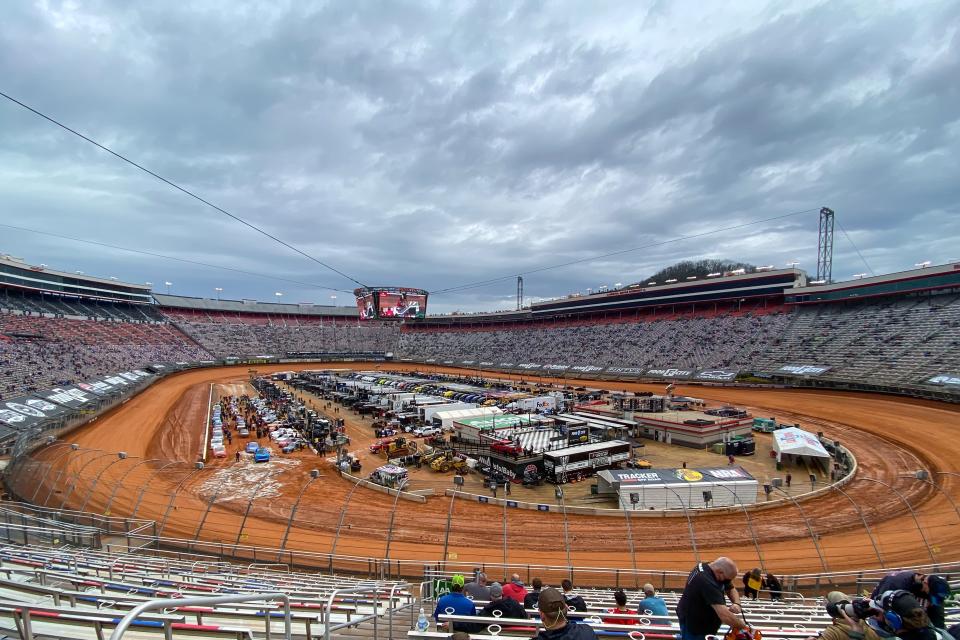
[277,470,320,560]
[661,485,700,562]
[79,452,129,513]
[215,287,223,301]
[772,486,828,572]
[441,476,463,571]
[623,493,640,588]
[29,441,75,503]
[57,449,111,510]
[710,485,764,571]
[857,477,936,564]
[329,474,367,572]
[833,484,885,567]
[158,462,205,536]
[104,457,161,515]
[555,486,573,580]
[234,471,281,549]
[131,461,184,518]
[914,471,960,522]
[41,443,83,506]
[382,479,407,576]
[164,281,172,294]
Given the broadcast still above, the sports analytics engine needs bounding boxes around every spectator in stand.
[742,568,763,600]
[561,579,587,613]
[603,589,638,625]
[535,587,598,640]
[871,571,950,630]
[638,583,668,616]
[676,557,744,640]
[433,575,476,630]
[502,573,528,604]
[807,592,881,640]
[524,578,544,610]
[481,582,527,620]
[465,572,491,601]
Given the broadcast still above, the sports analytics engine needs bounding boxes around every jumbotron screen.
[354,287,428,320]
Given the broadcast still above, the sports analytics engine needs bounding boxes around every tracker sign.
[776,364,832,376]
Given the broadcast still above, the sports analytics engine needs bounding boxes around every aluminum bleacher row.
[411,582,960,640]
[0,543,412,640]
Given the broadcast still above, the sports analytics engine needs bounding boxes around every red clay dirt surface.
[15,362,960,587]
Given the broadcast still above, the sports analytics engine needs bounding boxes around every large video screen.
[356,291,378,320]
[378,291,427,318]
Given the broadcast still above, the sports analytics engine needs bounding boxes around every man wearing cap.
[482,582,528,620]
[638,583,668,617]
[873,590,937,640]
[535,587,598,639]
[434,574,478,631]
[676,557,745,640]
[871,572,950,629]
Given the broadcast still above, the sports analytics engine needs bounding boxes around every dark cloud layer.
[1,1,958,312]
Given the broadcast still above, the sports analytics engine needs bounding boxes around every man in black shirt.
[676,557,745,640]
[482,582,528,620]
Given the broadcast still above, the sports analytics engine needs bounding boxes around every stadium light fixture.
[707,272,722,278]
[915,261,931,268]
[215,287,223,301]
[853,273,867,279]
[164,281,172,294]
[786,261,800,269]
[145,281,152,286]
[647,281,656,286]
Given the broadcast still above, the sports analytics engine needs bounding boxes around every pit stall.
[596,467,759,510]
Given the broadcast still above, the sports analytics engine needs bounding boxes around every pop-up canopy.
[772,427,830,461]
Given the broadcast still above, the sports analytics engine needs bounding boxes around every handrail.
[321,584,402,640]
[107,592,292,640]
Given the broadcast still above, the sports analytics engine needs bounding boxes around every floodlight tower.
[817,207,835,283]
[516,276,524,310]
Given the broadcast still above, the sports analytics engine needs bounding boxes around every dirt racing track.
[12,363,960,584]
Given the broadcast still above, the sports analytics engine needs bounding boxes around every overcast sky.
[1,1,958,313]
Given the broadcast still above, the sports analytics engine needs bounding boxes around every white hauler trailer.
[432,406,503,430]
[597,467,759,510]
[420,402,477,424]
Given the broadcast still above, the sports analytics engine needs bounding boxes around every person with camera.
[676,557,746,640]
[809,592,882,640]
[871,572,950,630]
[871,590,943,640]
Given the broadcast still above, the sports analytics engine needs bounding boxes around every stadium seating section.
[163,309,401,358]
[0,309,209,399]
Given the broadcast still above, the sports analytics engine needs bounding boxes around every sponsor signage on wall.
[516,363,542,370]
[38,387,94,409]
[542,364,570,371]
[605,466,756,486]
[694,369,739,381]
[775,364,832,376]
[604,366,648,376]
[0,394,70,427]
[646,367,694,379]
[926,374,960,386]
[570,365,604,374]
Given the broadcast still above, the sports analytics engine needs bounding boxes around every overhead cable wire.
[836,219,876,277]
[430,207,819,295]
[0,222,354,294]
[0,89,368,289]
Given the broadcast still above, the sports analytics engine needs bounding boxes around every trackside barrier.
[339,471,432,503]
[108,592,291,640]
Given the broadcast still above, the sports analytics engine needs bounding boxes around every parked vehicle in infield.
[238,427,250,437]
[412,426,440,438]
[245,441,260,454]
[254,447,271,462]
[211,446,227,458]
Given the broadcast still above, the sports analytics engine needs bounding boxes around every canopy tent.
[772,427,830,461]
[432,406,502,430]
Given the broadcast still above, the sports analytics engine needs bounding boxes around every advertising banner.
[694,369,739,382]
[0,394,70,428]
[541,364,570,372]
[775,364,832,376]
[604,466,756,486]
[604,367,647,376]
[516,363,542,370]
[646,367,695,379]
[76,380,115,396]
[569,364,605,374]
[37,387,95,409]
[926,374,960,386]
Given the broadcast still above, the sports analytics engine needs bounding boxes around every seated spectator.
[481,582,527,620]
[871,571,950,630]
[561,579,587,612]
[502,573,528,604]
[603,589,638,625]
[465,571,491,601]
[638,583,668,616]
[524,577,544,609]
[433,575,477,631]
[535,587,598,640]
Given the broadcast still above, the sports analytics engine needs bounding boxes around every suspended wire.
[0,89,368,289]
[836,219,875,276]
[431,207,819,295]
[0,222,354,294]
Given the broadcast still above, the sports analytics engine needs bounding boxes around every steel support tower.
[817,207,835,283]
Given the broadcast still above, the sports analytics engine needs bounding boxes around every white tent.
[432,406,503,430]
[772,427,830,461]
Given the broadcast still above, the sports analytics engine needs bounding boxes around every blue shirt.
[638,595,668,616]
[434,591,476,622]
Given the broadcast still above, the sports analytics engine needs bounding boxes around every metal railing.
[108,592,292,640]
